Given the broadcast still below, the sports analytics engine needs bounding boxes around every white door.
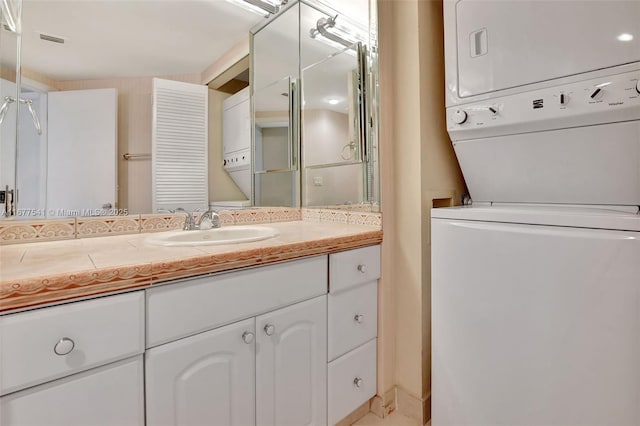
[432,218,640,425]
[145,318,256,426]
[256,295,327,426]
[47,88,117,216]
[152,78,208,213]
[0,356,144,426]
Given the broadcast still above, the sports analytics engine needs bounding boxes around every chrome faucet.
[196,209,221,229]
[172,208,220,230]
[174,208,196,230]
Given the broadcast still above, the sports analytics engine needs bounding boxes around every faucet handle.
[171,207,196,230]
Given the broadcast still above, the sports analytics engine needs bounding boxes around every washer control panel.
[447,69,640,141]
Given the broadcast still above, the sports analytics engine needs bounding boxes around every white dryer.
[433,1,640,424]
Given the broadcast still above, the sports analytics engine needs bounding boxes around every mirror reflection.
[0,0,378,221]
[254,77,297,206]
[251,0,378,210]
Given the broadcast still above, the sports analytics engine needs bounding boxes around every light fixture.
[225,0,285,17]
[327,98,340,105]
[310,15,366,49]
[617,33,634,42]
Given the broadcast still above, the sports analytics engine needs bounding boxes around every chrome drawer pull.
[357,264,366,273]
[242,331,255,344]
[354,314,364,324]
[264,324,276,336]
[353,377,364,388]
[54,337,75,356]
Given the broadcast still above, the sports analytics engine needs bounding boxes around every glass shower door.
[0,0,21,218]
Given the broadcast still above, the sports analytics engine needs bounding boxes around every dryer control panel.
[223,149,251,171]
[447,69,640,141]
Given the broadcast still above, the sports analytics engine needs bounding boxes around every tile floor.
[352,411,428,426]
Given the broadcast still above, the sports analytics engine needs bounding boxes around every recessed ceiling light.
[617,33,634,42]
[327,99,340,105]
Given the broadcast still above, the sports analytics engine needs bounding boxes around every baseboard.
[370,387,397,418]
[336,400,371,426]
[396,386,431,425]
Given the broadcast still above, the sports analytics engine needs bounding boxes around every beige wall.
[378,0,466,423]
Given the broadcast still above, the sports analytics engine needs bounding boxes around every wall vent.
[39,33,65,44]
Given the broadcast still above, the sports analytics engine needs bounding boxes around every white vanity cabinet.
[145,318,256,426]
[0,292,145,426]
[327,245,381,425]
[0,244,381,426]
[145,255,329,426]
[146,296,327,426]
[256,296,327,426]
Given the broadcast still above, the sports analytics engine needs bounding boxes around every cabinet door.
[256,296,327,426]
[0,356,144,426]
[146,318,256,426]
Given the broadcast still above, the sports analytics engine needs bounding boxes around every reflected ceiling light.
[225,0,286,17]
[327,98,340,105]
[310,15,366,49]
[617,33,634,42]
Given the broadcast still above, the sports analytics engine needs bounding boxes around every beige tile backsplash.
[0,208,381,245]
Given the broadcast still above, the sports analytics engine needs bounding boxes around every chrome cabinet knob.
[54,337,75,356]
[357,264,366,273]
[264,324,276,336]
[353,377,364,388]
[354,314,364,324]
[242,331,255,344]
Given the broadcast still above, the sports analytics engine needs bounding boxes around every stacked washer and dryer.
[220,86,252,207]
[432,1,640,424]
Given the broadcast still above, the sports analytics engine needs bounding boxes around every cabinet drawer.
[0,292,145,396]
[147,255,327,347]
[328,339,377,426]
[328,281,377,361]
[329,245,380,293]
[1,356,144,426]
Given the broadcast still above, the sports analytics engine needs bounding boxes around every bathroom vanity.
[0,220,381,426]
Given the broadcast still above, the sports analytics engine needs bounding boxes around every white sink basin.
[146,226,280,247]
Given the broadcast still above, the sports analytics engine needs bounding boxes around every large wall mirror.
[252,0,379,210]
[0,0,379,221]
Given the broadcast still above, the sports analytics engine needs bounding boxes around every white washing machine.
[433,1,640,424]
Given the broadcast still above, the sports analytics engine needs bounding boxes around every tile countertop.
[0,221,382,313]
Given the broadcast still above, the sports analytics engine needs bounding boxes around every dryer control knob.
[452,109,468,124]
[559,93,569,105]
[589,87,604,100]
[635,80,640,94]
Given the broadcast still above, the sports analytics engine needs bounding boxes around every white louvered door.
[152,78,208,212]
